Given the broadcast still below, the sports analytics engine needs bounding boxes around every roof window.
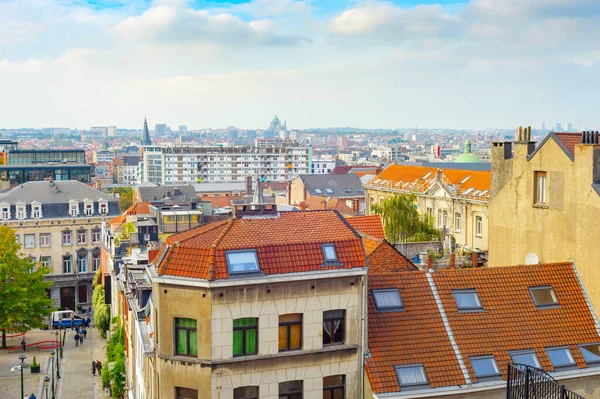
[314,188,322,194]
[510,350,541,368]
[325,188,333,194]
[453,289,482,311]
[372,289,404,312]
[546,347,576,368]
[344,188,351,193]
[463,188,474,196]
[226,250,260,274]
[470,355,501,378]
[529,286,559,308]
[579,343,600,364]
[321,244,338,263]
[394,364,428,388]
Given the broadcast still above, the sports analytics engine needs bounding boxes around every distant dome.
[454,139,482,163]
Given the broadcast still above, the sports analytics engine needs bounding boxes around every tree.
[371,194,440,243]
[0,226,54,349]
[93,282,110,338]
[113,187,133,211]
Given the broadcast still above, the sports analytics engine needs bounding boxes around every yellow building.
[363,164,490,251]
[489,129,600,312]
[130,206,367,399]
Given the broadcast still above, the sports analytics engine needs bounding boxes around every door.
[60,287,76,312]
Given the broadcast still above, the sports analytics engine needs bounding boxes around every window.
[40,256,51,268]
[453,290,482,311]
[78,285,88,303]
[579,343,600,364]
[0,206,9,220]
[325,188,333,194]
[510,350,541,368]
[24,234,35,248]
[69,202,79,217]
[84,202,94,216]
[175,387,198,399]
[394,364,428,387]
[315,188,322,194]
[534,171,547,204]
[529,286,559,308]
[92,250,100,272]
[99,202,108,214]
[175,318,197,356]
[322,244,338,263]
[475,215,483,237]
[16,205,26,219]
[372,289,404,312]
[77,229,87,245]
[323,310,345,345]
[279,314,302,351]
[234,387,258,399]
[546,347,575,368]
[279,380,302,399]
[426,207,433,219]
[233,318,258,356]
[31,204,42,219]
[226,250,260,274]
[77,252,87,272]
[62,230,72,246]
[40,233,51,247]
[470,356,500,378]
[62,255,72,273]
[437,210,443,227]
[323,375,345,399]
[455,213,461,232]
[92,228,100,243]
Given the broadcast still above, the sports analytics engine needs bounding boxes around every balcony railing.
[507,363,585,399]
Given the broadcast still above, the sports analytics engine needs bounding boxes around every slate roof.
[298,174,364,198]
[346,215,386,239]
[366,262,600,395]
[138,185,196,202]
[156,210,367,280]
[122,156,140,166]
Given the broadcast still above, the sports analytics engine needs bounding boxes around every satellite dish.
[525,253,540,265]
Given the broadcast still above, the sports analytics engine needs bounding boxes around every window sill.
[475,235,483,238]
[533,203,549,209]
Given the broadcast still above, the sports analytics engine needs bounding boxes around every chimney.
[427,255,433,271]
[517,126,523,141]
[287,181,291,205]
[450,253,456,269]
[472,252,478,268]
[245,175,253,195]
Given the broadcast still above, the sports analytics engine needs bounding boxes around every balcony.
[507,363,584,399]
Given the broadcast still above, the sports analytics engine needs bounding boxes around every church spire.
[141,117,152,146]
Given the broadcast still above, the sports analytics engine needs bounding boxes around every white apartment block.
[141,145,312,184]
[311,158,336,174]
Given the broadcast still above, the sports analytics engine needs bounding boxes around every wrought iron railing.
[507,363,585,399]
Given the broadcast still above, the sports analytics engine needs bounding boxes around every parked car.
[50,310,85,329]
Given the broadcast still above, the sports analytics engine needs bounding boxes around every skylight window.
[460,176,471,184]
[314,188,322,194]
[226,250,260,274]
[579,343,600,364]
[344,188,351,193]
[463,188,474,196]
[325,188,333,194]
[529,286,559,308]
[510,350,541,368]
[546,347,576,368]
[394,364,428,387]
[423,172,432,179]
[321,244,338,263]
[470,356,500,378]
[453,290,482,311]
[479,190,488,197]
[372,289,404,312]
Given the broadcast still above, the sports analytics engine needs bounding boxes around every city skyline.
[1,0,599,129]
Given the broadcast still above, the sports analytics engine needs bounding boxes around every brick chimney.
[427,255,433,270]
[472,252,478,268]
[450,253,456,269]
[245,175,253,196]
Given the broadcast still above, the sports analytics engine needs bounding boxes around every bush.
[104,323,126,398]
[93,285,110,338]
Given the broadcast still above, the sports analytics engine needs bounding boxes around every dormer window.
[98,201,108,215]
[226,250,260,274]
[16,204,26,220]
[84,201,94,216]
[529,286,559,309]
[322,244,338,262]
[0,205,10,220]
[31,203,42,219]
[69,201,79,217]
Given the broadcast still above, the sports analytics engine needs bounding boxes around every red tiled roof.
[366,262,600,395]
[365,238,416,273]
[346,215,386,239]
[553,132,582,158]
[301,196,357,215]
[108,202,151,228]
[157,210,367,280]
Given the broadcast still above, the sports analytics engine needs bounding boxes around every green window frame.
[233,318,258,356]
[175,318,198,356]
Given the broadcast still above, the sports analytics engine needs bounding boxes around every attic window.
[470,355,500,378]
[84,202,94,216]
[0,206,9,220]
[394,364,429,388]
[579,343,600,364]
[99,202,108,214]
[546,347,576,368]
[344,188,351,193]
[322,244,338,262]
[31,204,42,219]
[529,286,559,308]
[69,202,79,217]
[510,350,541,368]
[314,188,322,194]
[325,188,333,194]
[226,250,260,274]
[16,205,26,220]
[453,289,482,311]
[372,289,404,312]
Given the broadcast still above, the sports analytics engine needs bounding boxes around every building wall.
[288,177,307,205]
[488,140,600,311]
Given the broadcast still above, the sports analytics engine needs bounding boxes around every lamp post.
[50,350,56,399]
[18,354,27,399]
[54,331,60,379]
[44,376,50,399]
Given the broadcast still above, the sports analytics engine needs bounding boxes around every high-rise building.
[107,126,117,137]
[556,123,563,131]
[567,122,573,131]
[155,124,168,137]
[178,125,187,132]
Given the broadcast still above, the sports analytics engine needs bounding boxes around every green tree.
[93,283,110,338]
[371,194,440,243]
[0,226,54,348]
[113,187,133,211]
[103,321,126,398]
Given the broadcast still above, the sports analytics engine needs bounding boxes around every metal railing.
[507,363,585,399]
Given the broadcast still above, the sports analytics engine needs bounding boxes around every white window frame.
[394,364,429,387]
[535,171,547,205]
[1,206,9,220]
[475,215,483,237]
[69,202,79,217]
[77,229,87,245]
[99,201,108,215]
[84,202,94,216]
[16,205,26,220]
[455,212,461,232]
[23,234,35,249]
[31,204,42,219]
[92,229,100,243]
[62,230,72,246]
[40,233,51,247]
[40,256,51,268]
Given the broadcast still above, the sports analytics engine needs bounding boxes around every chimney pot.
[518,126,523,141]
[527,126,531,141]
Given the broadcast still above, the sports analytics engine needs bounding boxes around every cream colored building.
[0,180,120,310]
[489,130,600,312]
[125,206,367,399]
[363,164,490,251]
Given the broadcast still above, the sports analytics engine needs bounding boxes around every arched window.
[92,248,101,272]
[77,249,88,273]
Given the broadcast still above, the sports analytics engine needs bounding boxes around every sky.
[1,0,599,130]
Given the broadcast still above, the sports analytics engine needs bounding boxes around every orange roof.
[157,210,367,280]
[301,196,357,215]
[202,195,244,209]
[554,132,582,158]
[346,215,386,239]
[365,238,415,273]
[108,202,151,228]
[367,164,490,201]
[366,262,600,394]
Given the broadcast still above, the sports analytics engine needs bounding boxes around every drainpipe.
[360,274,367,399]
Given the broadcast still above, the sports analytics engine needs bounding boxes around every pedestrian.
[87,305,91,316]
[86,316,91,327]
[70,313,75,330]
[21,338,26,352]
[29,394,36,399]
[96,360,102,375]
[83,327,87,340]
[91,360,96,376]
[74,332,80,348]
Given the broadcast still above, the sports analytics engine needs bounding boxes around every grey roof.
[299,174,364,198]
[138,185,196,202]
[193,182,246,193]
[122,156,140,166]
